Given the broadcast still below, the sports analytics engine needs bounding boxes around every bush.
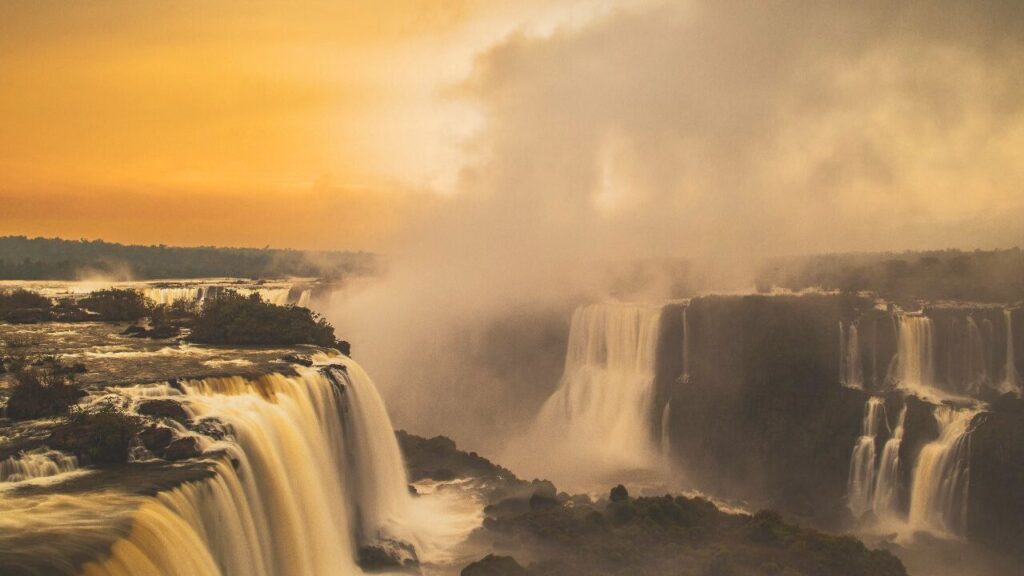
[0,289,52,322]
[189,291,337,346]
[79,288,151,321]
[4,358,85,420]
[49,406,141,465]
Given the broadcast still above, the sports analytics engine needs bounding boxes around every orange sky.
[0,0,623,250]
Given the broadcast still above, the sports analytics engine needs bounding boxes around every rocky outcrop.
[461,555,528,576]
[967,398,1024,556]
[136,399,190,424]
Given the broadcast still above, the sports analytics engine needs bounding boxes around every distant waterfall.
[143,286,205,306]
[964,316,989,393]
[529,303,663,479]
[0,448,78,483]
[907,406,980,536]
[1000,309,1021,395]
[681,306,691,383]
[896,314,936,396]
[871,405,906,518]
[86,358,412,575]
[297,289,312,309]
[841,322,864,389]
[847,398,885,516]
[660,401,672,460]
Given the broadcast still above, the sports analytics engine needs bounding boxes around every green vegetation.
[79,288,151,321]
[757,248,1024,303]
[3,354,87,420]
[190,291,337,346]
[0,235,376,280]
[469,487,907,576]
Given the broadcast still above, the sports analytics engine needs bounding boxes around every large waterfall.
[83,357,415,576]
[907,406,980,536]
[520,303,663,486]
[847,398,885,517]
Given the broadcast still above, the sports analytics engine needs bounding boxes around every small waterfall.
[660,401,672,460]
[847,398,885,517]
[297,289,312,309]
[143,286,203,306]
[999,309,1021,395]
[896,314,936,395]
[0,448,78,483]
[529,303,663,478]
[86,357,413,575]
[872,405,906,518]
[841,322,864,389]
[907,406,980,536]
[964,316,988,393]
[681,306,691,383]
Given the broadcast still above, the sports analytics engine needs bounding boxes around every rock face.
[967,399,1024,554]
[461,555,528,576]
[162,436,202,461]
[136,399,190,424]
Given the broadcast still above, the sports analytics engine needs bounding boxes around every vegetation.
[756,248,1024,303]
[0,235,376,280]
[190,291,337,346]
[0,288,52,322]
[468,487,907,576]
[49,405,141,465]
[3,354,87,420]
[79,288,152,321]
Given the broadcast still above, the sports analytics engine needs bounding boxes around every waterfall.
[847,398,885,517]
[871,405,906,518]
[907,406,980,536]
[964,316,988,393]
[841,322,864,389]
[143,286,203,306]
[681,306,691,383]
[85,357,413,575]
[660,401,672,460]
[0,448,78,483]
[896,314,936,396]
[527,303,663,481]
[999,309,1021,395]
[297,289,312,309]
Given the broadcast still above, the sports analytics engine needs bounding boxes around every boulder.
[282,353,314,367]
[162,436,202,461]
[137,399,190,424]
[139,425,174,454]
[461,555,528,576]
[357,538,418,571]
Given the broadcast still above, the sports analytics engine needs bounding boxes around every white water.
[297,289,312,309]
[143,286,208,306]
[516,303,663,487]
[0,448,78,483]
[847,397,885,517]
[964,316,989,393]
[841,322,864,389]
[86,358,417,576]
[895,314,949,400]
[999,309,1020,395]
[872,405,906,518]
[660,401,672,460]
[907,406,980,537]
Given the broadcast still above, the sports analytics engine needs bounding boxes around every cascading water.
[522,303,663,485]
[0,448,78,483]
[84,356,415,576]
[907,406,980,536]
[681,306,691,383]
[297,289,312,309]
[847,398,885,517]
[660,401,672,460]
[896,314,937,397]
[872,405,906,518]
[999,309,1020,395]
[841,322,864,389]
[964,316,988,393]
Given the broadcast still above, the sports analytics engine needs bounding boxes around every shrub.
[79,288,151,321]
[49,406,141,465]
[190,291,337,346]
[4,359,86,420]
[0,289,52,322]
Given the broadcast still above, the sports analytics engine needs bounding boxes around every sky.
[1,0,1022,253]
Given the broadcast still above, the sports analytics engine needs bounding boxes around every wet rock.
[282,353,314,367]
[357,539,418,571]
[335,340,351,356]
[162,436,202,461]
[122,325,147,336]
[139,425,174,454]
[461,555,528,576]
[137,399,190,424]
[4,308,53,323]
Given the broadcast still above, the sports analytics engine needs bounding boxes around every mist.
[327,0,1024,456]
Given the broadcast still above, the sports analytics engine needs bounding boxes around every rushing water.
[848,398,885,517]
[517,303,663,487]
[0,448,79,483]
[841,322,864,389]
[907,406,980,536]
[896,314,936,395]
[999,309,1020,395]
[80,357,418,576]
[871,405,906,519]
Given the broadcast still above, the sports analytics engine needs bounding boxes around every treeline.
[0,236,377,280]
[757,248,1024,303]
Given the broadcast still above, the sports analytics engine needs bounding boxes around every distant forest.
[0,236,378,280]
[757,248,1024,303]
